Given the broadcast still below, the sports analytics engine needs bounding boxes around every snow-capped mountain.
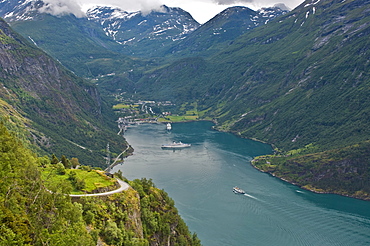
[0,0,201,57]
[166,5,289,56]
[0,0,41,21]
[85,5,200,56]
[0,0,289,59]
[87,5,200,44]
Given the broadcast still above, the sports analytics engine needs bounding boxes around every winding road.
[69,179,130,197]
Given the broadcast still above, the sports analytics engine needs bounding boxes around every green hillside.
[136,0,370,149]
[0,122,200,245]
[134,0,370,199]
[212,0,370,151]
[0,122,95,245]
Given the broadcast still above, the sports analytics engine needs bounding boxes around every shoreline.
[249,158,370,201]
[118,119,370,202]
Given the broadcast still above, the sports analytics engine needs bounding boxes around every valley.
[1,0,369,199]
[0,0,369,244]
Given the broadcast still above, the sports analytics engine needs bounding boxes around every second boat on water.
[233,186,246,194]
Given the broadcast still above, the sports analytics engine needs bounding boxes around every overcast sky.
[42,0,304,23]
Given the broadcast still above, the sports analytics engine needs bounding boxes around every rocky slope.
[0,18,124,166]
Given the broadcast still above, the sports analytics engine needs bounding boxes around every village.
[113,99,173,134]
[112,98,202,134]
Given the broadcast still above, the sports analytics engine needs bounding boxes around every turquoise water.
[112,121,370,246]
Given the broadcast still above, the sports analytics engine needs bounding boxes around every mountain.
[0,1,202,95]
[0,0,36,19]
[166,6,289,57]
[134,0,370,199]
[0,1,288,80]
[2,0,370,200]
[0,1,289,101]
[136,0,370,150]
[0,1,200,58]
[86,5,200,57]
[0,18,125,167]
[0,0,133,77]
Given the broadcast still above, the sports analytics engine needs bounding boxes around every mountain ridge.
[85,5,200,57]
[0,1,288,60]
[165,6,289,57]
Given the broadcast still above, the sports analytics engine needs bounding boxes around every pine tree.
[61,155,71,169]
[51,154,59,164]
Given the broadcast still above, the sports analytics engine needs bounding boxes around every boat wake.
[243,193,258,200]
[233,186,258,200]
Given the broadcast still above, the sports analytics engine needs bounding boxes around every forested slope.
[0,122,94,245]
[0,122,200,245]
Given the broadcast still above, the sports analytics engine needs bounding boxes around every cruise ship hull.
[161,142,191,150]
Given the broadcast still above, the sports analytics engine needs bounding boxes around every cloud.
[79,0,163,14]
[212,0,253,5]
[37,0,164,17]
[36,0,302,22]
[39,0,86,17]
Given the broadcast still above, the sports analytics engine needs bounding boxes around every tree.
[71,157,80,168]
[38,156,50,167]
[51,154,59,164]
[61,155,71,169]
[56,163,66,175]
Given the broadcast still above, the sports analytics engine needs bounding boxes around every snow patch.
[138,20,147,25]
[304,0,321,8]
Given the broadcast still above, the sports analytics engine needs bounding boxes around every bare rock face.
[0,19,101,117]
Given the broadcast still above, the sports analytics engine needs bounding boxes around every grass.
[160,115,198,122]
[41,165,117,194]
[113,104,139,109]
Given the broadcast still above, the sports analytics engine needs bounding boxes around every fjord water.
[112,121,370,246]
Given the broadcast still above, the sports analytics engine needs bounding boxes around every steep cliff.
[0,18,124,166]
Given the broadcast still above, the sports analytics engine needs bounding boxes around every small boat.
[233,186,245,194]
[161,141,191,150]
[166,122,172,130]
